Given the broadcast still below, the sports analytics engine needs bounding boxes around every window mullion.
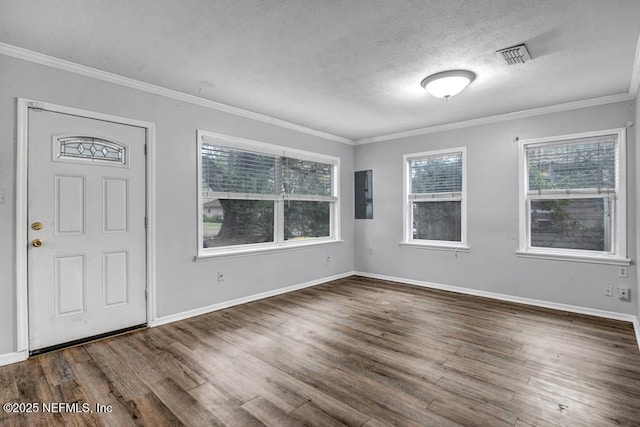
[526,197,531,249]
[275,156,284,244]
[410,193,462,202]
[208,192,280,201]
[285,195,337,202]
[528,191,615,201]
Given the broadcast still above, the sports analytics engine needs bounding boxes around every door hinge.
[145,289,148,299]
[144,216,149,228]
[144,144,147,155]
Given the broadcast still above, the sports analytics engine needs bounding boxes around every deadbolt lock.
[31,222,43,230]
[32,239,43,248]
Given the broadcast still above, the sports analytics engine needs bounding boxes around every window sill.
[399,242,471,253]
[515,250,632,266]
[195,239,344,261]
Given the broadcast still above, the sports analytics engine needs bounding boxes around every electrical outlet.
[369,248,373,255]
[0,190,5,204]
[618,286,630,301]
[618,267,628,278]
[604,285,613,297]
[326,256,331,263]
[217,272,224,282]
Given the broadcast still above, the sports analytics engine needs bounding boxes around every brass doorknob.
[31,222,43,230]
[32,239,43,248]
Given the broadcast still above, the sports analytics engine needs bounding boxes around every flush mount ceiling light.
[420,70,476,100]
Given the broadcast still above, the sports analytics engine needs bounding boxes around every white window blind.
[526,135,616,193]
[283,157,334,198]
[202,145,277,195]
[410,152,463,196]
[202,144,335,198]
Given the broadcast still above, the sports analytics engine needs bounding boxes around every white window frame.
[516,128,630,265]
[197,130,341,259]
[401,147,468,251]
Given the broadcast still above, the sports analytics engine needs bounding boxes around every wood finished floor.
[2,276,640,426]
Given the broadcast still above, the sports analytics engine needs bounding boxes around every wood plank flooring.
[1,275,640,426]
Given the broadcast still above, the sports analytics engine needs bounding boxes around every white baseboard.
[0,351,28,367]
[634,317,640,352]
[355,272,640,351]
[149,271,356,327]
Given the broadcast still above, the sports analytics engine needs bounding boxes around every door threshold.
[29,324,147,356]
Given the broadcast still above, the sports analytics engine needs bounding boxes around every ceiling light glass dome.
[421,70,476,100]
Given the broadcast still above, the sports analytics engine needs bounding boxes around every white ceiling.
[1,0,640,142]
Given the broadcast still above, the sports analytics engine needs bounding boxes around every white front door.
[28,108,147,351]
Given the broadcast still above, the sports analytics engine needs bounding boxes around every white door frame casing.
[15,98,157,358]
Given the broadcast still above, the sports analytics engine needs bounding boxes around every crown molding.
[0,42,354,145]
[354,92,635,145]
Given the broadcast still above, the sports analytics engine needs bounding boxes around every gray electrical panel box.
[355,170,373,219]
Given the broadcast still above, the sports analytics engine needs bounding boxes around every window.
[198,131,339,257]
[55,136,127,165]
[518,128,628,264]
[403,147,467,249]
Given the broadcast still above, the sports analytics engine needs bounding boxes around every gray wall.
[0,55,355,354]
[355,101,638,315]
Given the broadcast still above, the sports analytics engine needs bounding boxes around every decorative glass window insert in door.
[56,136,127,165]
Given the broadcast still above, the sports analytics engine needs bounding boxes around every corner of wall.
[636,93,640,320]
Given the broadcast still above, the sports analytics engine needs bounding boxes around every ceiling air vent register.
[496,44,532,65]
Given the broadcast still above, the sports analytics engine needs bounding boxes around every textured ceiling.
[1,0,639,141]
